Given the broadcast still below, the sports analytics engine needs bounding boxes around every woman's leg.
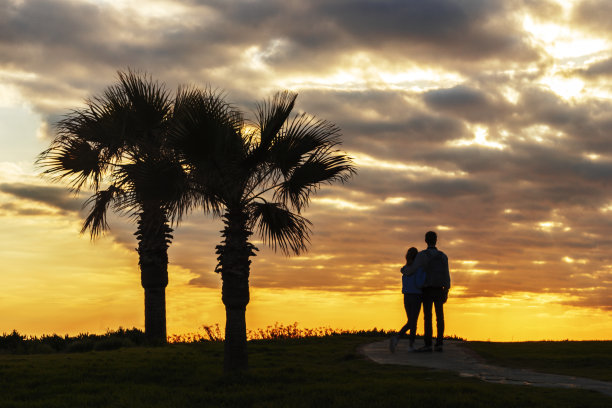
[408,295,422,345]
[398,294,411,338]
[390,294,410,353]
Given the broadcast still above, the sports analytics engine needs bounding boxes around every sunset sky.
[1,0,612,341]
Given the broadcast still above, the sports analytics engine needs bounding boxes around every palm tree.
[38,70,194,343]
[172,90,355,372]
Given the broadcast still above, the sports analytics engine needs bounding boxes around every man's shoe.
[415,345,432,353]
[389,336,399,353]
[434,345,443,352]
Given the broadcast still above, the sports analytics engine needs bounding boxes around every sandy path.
[360,339,612,397]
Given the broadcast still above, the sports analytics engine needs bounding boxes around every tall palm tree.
[172,90,355,372]
[38,70,194,343]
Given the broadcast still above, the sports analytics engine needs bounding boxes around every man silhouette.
[403,231,450,352]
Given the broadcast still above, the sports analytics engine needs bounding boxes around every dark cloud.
[519,0,563,20]
[0,0,542,117]
[516,87,612,153]
[0,182,82,212]
[201,0,540,68]
[423,85,511,123]
[562,288,612,311]
[573,0,612,34]
[579,57,612,78]
[295,89,469,163]
[0,201,56,216]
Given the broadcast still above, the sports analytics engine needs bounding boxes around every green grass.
[463,340,612,382]
[0,335,610,407]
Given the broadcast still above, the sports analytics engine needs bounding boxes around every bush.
[66,340,94,353]
[0,327,147,354]
[28,343,55,354]
[93,337,133,351]
[39,334,69,352]
[0,330,26,352]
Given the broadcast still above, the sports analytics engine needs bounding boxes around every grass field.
[0,335,610,407]
[463,340,612,382]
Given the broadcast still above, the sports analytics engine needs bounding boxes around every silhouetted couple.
[390,231,451,353]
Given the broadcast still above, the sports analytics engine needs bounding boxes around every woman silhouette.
[389,247,426,353]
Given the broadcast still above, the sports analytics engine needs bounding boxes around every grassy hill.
[0,334,610,407]
[463,340,612,382]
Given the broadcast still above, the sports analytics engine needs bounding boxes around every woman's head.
[405,247,418,263]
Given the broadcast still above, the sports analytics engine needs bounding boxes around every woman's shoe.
[389,336,399,353]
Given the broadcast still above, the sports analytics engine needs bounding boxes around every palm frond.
[171,87,243,165]
[268,113,342,176]
[275,149,355,212]
[113,154,204,222]
[171,86,245,207]
[249,201,311,255]
[255,91,297,149]
[78,69,173,155]
[36,137,104,192]
[116,69,173,142]
[81,185,123,238]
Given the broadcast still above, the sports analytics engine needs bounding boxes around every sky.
[1,0,612,341]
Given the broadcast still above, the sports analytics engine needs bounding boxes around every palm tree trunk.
[144,287,166,343]
[217,208,254,373]
[224,304,247,372]
[137,203,172,344]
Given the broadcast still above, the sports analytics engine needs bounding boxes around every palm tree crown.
[172,90,355,372]
[38,70,193,343]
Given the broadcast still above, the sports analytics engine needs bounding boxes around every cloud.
[0,201,56,216]
[578,57,612,78]
[202,0,540,68]
[0,0,543,117]
[0,182,82,213]
[423,85,511,123]
[572,0,612,34]
[562,287,612,311]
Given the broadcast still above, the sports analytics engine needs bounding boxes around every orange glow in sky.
[1,0,612,341]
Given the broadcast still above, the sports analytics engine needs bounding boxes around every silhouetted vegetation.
[172,89,355,372]
[37,70,355,371]
[0,323,397,355]
[0,335,609,407]
[37,70,195,344]
[0,328,146,354]
[168,322,392,343]
[1,322,465,355]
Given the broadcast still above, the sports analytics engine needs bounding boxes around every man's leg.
[421,289,434,348]
[433,289,445,349]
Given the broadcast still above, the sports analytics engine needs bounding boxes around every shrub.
[0,330,26,351]
[29,343,55,354]
[93,337,133,351]
[66,340,94,353]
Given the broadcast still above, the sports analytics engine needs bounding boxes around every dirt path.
[360,339,612,397]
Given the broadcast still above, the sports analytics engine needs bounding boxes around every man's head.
[425,231,437,247]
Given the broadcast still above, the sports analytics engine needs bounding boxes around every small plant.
[0,327,146,354]
[93,337,133,351]
[1,324,452,351]
[168,323,393,343]
[66,340,94,353]
[0,330,26,352]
